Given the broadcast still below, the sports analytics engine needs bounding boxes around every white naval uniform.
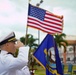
[0,46,30,75]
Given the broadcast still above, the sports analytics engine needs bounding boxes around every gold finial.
[29,0,31,3]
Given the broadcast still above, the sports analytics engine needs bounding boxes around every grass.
[30,64,76,75]
[30,65,45,75]
[35,66,45,75]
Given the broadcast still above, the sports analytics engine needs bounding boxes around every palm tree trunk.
[63,46,67,64]
[63,52,66,64]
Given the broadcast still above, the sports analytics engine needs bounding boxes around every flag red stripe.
[46,11,62,20]
[28,25,62,34]
[28,25,60,34]
[44,20,62,26]
[45,12,63,23]
[28,19,62,31]
[45,16,62,23]
[28,17,62,28]
[28,21,62,31]
[28,21,62,33]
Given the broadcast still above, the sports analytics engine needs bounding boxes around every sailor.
[0,32,30,75]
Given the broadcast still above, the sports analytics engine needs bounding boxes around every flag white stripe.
[28,23,62,33]
[28,16,62,29]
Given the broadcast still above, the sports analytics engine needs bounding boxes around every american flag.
[27,4,63,34]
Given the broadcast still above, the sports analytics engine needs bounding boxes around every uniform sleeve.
[5,46,29,70]
[21,66,31,75]
[16,66,31,75]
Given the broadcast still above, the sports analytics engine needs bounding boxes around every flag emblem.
[44,47,56,69]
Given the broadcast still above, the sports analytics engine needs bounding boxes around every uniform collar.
[0,50,8,55]
[0,50,14,56]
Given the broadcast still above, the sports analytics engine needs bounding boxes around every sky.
[0,0,76,42]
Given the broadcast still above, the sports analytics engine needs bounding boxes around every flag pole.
[25,26,28,45]
[27,1,37,75]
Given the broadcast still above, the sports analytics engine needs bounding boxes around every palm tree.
[54,33,68,64]
[20,34,39,50]
[20,34,39,68]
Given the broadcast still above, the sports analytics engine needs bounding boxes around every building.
[59,35,76,63]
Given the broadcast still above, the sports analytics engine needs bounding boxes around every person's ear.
[5,43,9,47]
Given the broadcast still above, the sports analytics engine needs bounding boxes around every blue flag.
[33,34,63,75]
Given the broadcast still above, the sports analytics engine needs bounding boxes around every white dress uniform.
[0,32,30,75]
[0,46,30,75]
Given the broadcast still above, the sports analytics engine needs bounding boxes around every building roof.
[66,40,76,45]
[64,35,76,45]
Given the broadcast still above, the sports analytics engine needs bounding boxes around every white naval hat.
[0,32,17,45]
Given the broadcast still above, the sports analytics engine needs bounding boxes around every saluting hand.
[15,41,24,49]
